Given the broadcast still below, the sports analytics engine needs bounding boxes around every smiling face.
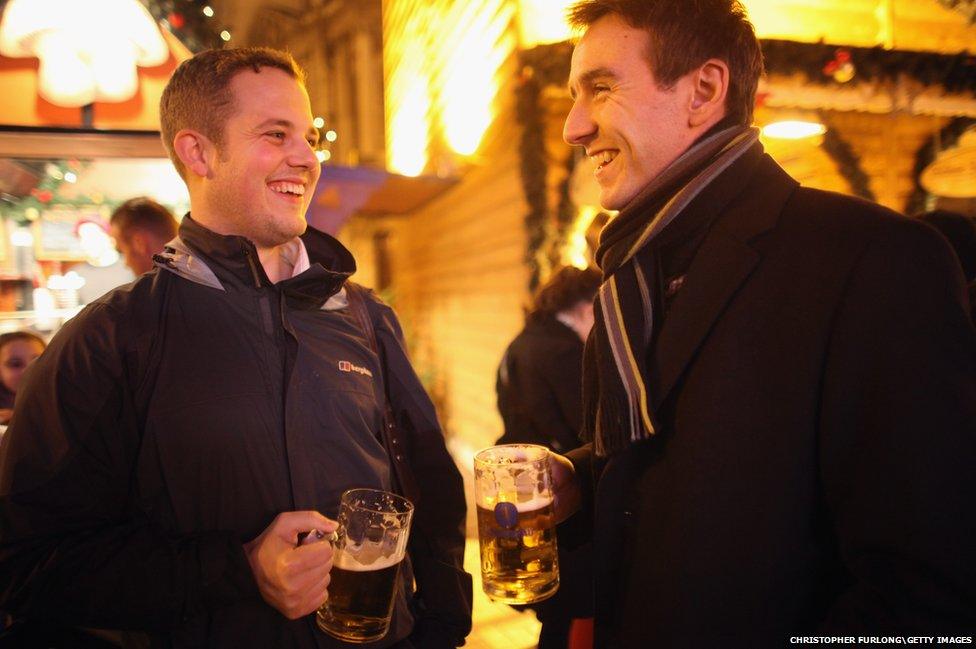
[564,14,702,211]
[201,67,320,249]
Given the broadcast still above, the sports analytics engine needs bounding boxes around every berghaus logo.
[338,360,373,377]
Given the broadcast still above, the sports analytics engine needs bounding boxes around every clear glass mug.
[474,444,559,604]
[316,488,414,643]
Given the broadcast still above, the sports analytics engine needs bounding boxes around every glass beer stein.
[316,488,414,643]
[474,444,559,604]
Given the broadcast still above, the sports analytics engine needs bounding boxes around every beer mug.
[316,488,414,643]
[474,444,559,604]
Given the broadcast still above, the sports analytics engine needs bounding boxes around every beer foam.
[335,549,402,572]
[477,494,553,512]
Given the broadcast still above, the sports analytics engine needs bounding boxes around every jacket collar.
[650,150,799,411]
[157,214,355,309]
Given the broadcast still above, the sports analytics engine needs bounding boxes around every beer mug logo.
[494,501,519,530]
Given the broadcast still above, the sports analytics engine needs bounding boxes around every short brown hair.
[568,0,764,125]
[528,266,602,323]
[160,47,306,178]
[110,197,178,243]
[0,331,46,354]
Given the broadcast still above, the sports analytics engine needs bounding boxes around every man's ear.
[688,59,729,127]
[172,129,214,178]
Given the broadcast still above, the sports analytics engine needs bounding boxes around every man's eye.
[267,131,286,140]
[593,85,610,94]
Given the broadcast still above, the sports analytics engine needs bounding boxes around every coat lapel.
[652,154,799,411]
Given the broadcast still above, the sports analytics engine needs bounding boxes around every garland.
[906,117,976,215]
[819,113,877,202]
[516,42,572,290]
[2,160,118,227]
[762,40,976,94]
[144,0,223,52]
[938,0,976,23]
[551,150,579,267]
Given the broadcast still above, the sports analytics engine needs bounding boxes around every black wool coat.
[567,152,976,648]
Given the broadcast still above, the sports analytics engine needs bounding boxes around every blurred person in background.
[0,331,45,426]
[109,196,179,275]
[496,265,601,649]
[497,265,601,453]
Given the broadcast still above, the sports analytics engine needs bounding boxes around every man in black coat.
[551,1,976,647]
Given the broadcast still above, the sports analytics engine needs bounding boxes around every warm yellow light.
[385,4,432,177]
[315,150,327,163]
[0,0,169,106]
[63,171,77,183]
[313,116,325,129]
[518,0,577,47]
[388,70,430,177]
[562,205,600,269]
[202,6,214,18]
[325,130,337,143]
[386,0,516,173]
[441,2,514,156]
[220,30,231,42]
[516,0,928,51]
[761,120,827,140]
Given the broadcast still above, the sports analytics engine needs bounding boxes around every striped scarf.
[582,125,760,456]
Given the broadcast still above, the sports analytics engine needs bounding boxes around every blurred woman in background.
[0,331,46,425]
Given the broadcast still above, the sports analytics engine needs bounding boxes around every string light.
[220,30,231,42]
[313,116,325,129]
[325,130,337,142]
[202,6,214,18]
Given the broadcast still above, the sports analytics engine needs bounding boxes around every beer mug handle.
[298,529,340,547]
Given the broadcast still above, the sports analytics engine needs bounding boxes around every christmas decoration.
[516,42,573,290]
[819,113,877,202]
[937,0,976,23]
[3,160,120,226]
[762,40,976,95]
[822,49,856,84]
[144,0,222,52]
[907,117,976,214]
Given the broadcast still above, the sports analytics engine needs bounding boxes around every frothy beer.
[316,488,413,644]
[474,444,559,605]
[317,552,402,643]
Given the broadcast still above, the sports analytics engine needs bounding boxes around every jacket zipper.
[242,244,263,289]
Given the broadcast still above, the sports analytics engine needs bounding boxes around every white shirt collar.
[278,237,311,278]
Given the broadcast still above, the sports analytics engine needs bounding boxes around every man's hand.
[550,452,582,523]
[244,511,338,619]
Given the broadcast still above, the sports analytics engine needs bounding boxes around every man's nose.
[290,138,318,168]
[563,100,595,146]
